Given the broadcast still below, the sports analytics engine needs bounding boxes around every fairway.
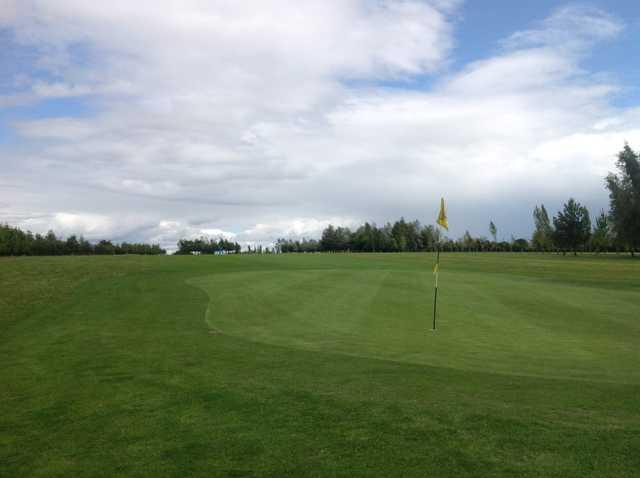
[2,253,639,477]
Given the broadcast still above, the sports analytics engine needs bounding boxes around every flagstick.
[433,197,447,332]
[432,243,440,331]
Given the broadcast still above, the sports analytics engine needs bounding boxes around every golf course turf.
[1,253,639,477]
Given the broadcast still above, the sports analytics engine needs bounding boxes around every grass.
[1,252,639,477]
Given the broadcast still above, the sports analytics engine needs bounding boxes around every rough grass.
[1,253,639,477]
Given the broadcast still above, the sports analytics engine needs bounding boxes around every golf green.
[1,253,639,477]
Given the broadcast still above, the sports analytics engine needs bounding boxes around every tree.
[532,204,554,251]
[591,211,611,253]
[94,240,116,255]
[378,223,396,252]
[391,218,408,252]
[320,225,338,252]
[65,235,80,255]
[553,199,591,255]
[78,236,93,254]
[420,225,439,251]
[606,144,640,256]
[406,220,421,251]
[44,230,60,255]
[489,221,497,243]
[462,230,474,251]
[511,238,529,252]
[335,227,352,251]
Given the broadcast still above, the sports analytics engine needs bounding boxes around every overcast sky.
[1,1,640,250]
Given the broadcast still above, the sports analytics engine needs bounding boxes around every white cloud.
[200,228,236,239]
[505,5,623,52]
[15,117,96,139]
[1,2,639,245]
[0,1,18,24]
[242,217,357,243]
[51,212,112,236]
[31,81,93,98]
[16,212,147,241]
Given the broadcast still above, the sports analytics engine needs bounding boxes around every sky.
[1,0,640,250]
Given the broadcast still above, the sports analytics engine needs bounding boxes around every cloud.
[241,217,357,245]
[31,81,93,98]
[504,5,623,52]
[15,212,149,241]
[15,117,97,139]
[1,2,639,247]
[0,1,18,24]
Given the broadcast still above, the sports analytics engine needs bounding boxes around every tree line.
[276,219,532,254]
[277,145,640,256]
[0,225,166,256]
[277,220,443,253]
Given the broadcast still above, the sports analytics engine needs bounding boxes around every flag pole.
[432,241,440,330]
[433,197,447,331]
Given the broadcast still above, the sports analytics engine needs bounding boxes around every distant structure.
[190,250,237,255]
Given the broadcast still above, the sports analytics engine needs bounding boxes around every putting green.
[192,267,640,384]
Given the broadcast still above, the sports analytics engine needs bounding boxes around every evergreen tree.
[320,225,337,252]
[553,199,591,255]
[65,235,80,255]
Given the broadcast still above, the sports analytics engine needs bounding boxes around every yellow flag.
[433,263,439,274]
[437,197,448,230]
